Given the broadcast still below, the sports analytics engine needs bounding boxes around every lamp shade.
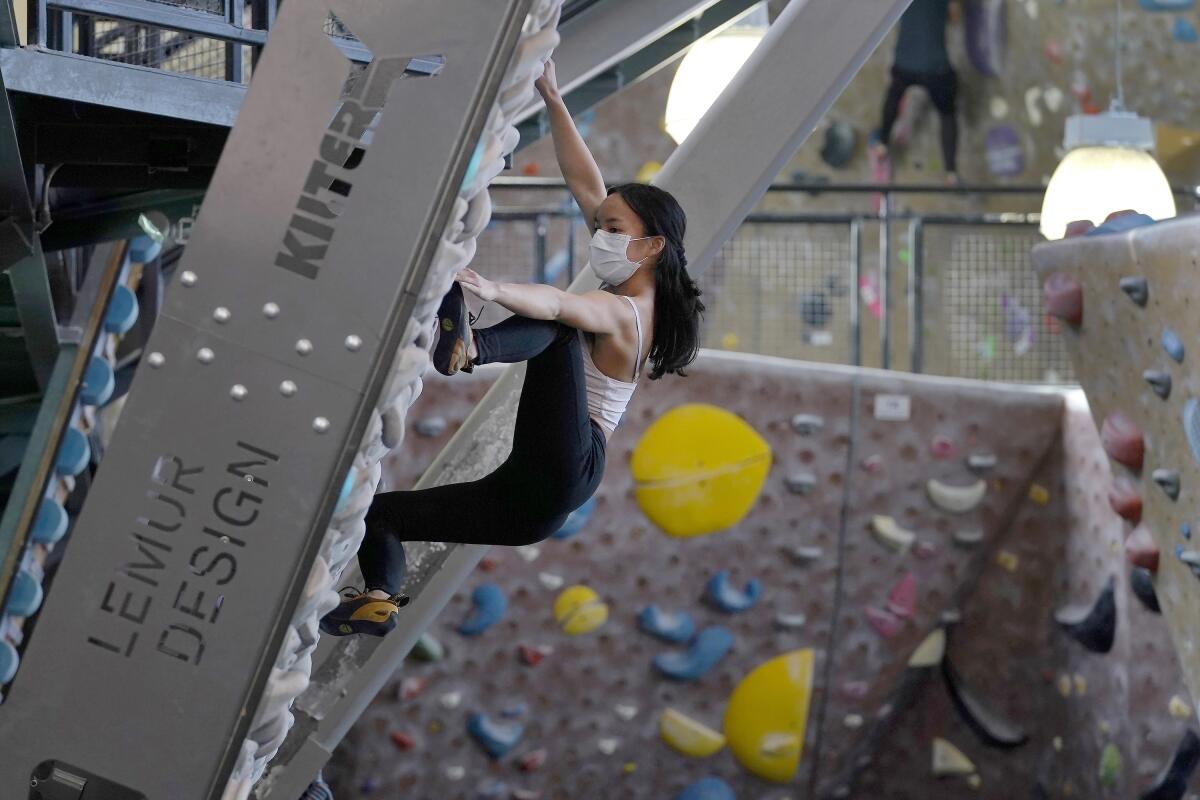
[664,26,765,145]
[1040,145,1176,240]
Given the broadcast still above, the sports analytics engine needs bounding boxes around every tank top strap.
[623,295,643,381]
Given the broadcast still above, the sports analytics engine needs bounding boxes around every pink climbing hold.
[930,435,955,458]
[913,540,938,560]
[512,790,543,800]
[400,676,429,701]
[861,454,885,473]
[1104,209,1139,224]
[1043,271,1083,325]
[390,731,416,751]
[886,573,917,619]
[865,606,904,638]
[1064,219,1096,238]
[519,748,548,772]
[519,644,552,667]
[1100,412,1144,471]
[1125,525,1160,572]
[1107,477,1143,524]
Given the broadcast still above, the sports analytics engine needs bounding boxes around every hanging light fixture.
[664,4,769,145]
[1040,0,1175,239]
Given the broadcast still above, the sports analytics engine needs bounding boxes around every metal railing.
[485,180,1199,383]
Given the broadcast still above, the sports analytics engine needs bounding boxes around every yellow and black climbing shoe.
[319,586,410,637]
[432,281,477,376]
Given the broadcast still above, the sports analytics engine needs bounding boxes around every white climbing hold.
[785,472,818,495]
[439,691,462,709]
[989,97,1009,119]
[871,515,916,552]
[954,529,984,547]
[940,609,963,625]
[445,765,465,781]
[538,572,564,590]
[1044,85,1064,112]
[927,478,987,514]
[516,545,541,563]
[785,545,824,564]
[775,613,808,629]
[1025,86,1043,127]
[843,714,864,729]
[908,628,947,667]
[932,737,976,776]
[966,453,997,474]
[1053,736,1063,752]
[790,414,824,435]
[598,737,620,755]
[614,704,639,721]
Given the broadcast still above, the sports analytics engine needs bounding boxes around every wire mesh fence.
[83,17,233,78]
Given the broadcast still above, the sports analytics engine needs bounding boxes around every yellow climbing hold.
[631,404,772,538]
[553,585,608,635]
[1057,674,1072,698]
[723,649,814,783]
[1073,673,1088,696]
[720,332,740,350]
[908,628,946,667]
[995,550,1019,572]
[636,160,663,184]
[932,737,976,776]
[1169,695,1193,718]
[622,762,637,775]
[967,774,982,790]
[659,709,726,757]
[1029,483,1050,505]
[870,515,916,552]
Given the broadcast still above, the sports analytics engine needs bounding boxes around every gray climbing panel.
[0,0,532,797]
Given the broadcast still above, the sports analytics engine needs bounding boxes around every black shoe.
[319,586,410,637]
[432,282,478,376]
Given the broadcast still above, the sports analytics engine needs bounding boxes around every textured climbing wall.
[317,351,1200,799]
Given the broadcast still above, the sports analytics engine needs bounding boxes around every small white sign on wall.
[874,394,911,421]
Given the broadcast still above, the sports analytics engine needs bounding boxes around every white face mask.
[589,229,655,286]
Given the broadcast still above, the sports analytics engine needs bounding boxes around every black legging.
[357,314,607,594]
[879,65,959,174]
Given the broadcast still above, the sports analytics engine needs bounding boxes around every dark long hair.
[607,183,704,379]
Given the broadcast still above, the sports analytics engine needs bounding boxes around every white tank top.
[582,295,644,436]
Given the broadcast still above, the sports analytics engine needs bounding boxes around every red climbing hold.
[519,748,548,772]
[518,644,552,667]
[478,556,500,572]
[1063,220,1096,238]
[390,731,416,751]
[1125,525,1160,572]
[400,676,429,701]
[1100,412,1144,471]
[930,435,955,459]
[886,573,917,619]
[865,606,903,638]
[1043,272,1083,326]
[1107,477,1143,524]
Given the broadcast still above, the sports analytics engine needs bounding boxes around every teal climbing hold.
[458,583,507,636]
[55,427,90,477]
[1087,212,1156,236]
[0,639,17,684]
[653,626,733,681]
[460,140,486,191]
[675,777,735,800]
[103,284,139,335]
[6,568,43,617]
[1182,399,1200,466]
[552,495,596,540]
[31,498,68,545]
[1163,329,1185,363]
[467,712,524,759]
[335,472,355,511]
[638,605,696,643]
[706,570,761,613]
[81,356,115,407]
[1139,0,1193,10]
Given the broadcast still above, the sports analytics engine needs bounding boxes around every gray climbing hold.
[1054,575,1116,653]
[415,416,448,437]
[1153,469,1181,501]
[785,472,818,495]
[943,658,1029,748]
[790,414,824,436]
[1130,567,1161,614]
[1183,399,1200,466]
[1140,728,1200,800]
[1119,276,1149,306]
[1144,370,1172,400]
[785,545,824,564]
[954,529,984,547]
[775,612,807,629]
[966,453,997,474]
[1163,329,1185,363]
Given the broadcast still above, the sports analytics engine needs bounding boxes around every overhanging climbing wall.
[322,352,1197,798]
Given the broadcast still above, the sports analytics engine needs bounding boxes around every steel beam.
[264,0,912,791]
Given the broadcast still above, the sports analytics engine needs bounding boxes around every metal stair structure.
[0,0,915,797]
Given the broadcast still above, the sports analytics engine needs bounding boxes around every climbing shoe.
[432,281,477,376]
[319,586,410,637]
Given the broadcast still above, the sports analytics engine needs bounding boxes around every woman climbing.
[320,59,706,637]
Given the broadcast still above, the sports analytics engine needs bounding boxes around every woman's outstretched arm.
[535,59,606,232]
[458,268,623,335]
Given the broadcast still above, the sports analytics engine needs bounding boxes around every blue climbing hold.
[552,495,596,540]
[638,605,696,643]
[81,356,115,407]
[458,582,507,636]
[103,284,139,335]
[1087,213,1157,236]
[1139,0,1193,10]
[653,626,734,681]
[706,570,761,613]
[6,568,42,617]
[1174,16,1199,42]
[1184,522,1193,541]
[475,781,509,799]
[31,498,68,545]
[0,639,17,684]
[675,777,736,800]
[129,234,162,264]
[55,427,90,477]
[1163,329,1186,363]
[467,712,524,759]
[500,702,528,718]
